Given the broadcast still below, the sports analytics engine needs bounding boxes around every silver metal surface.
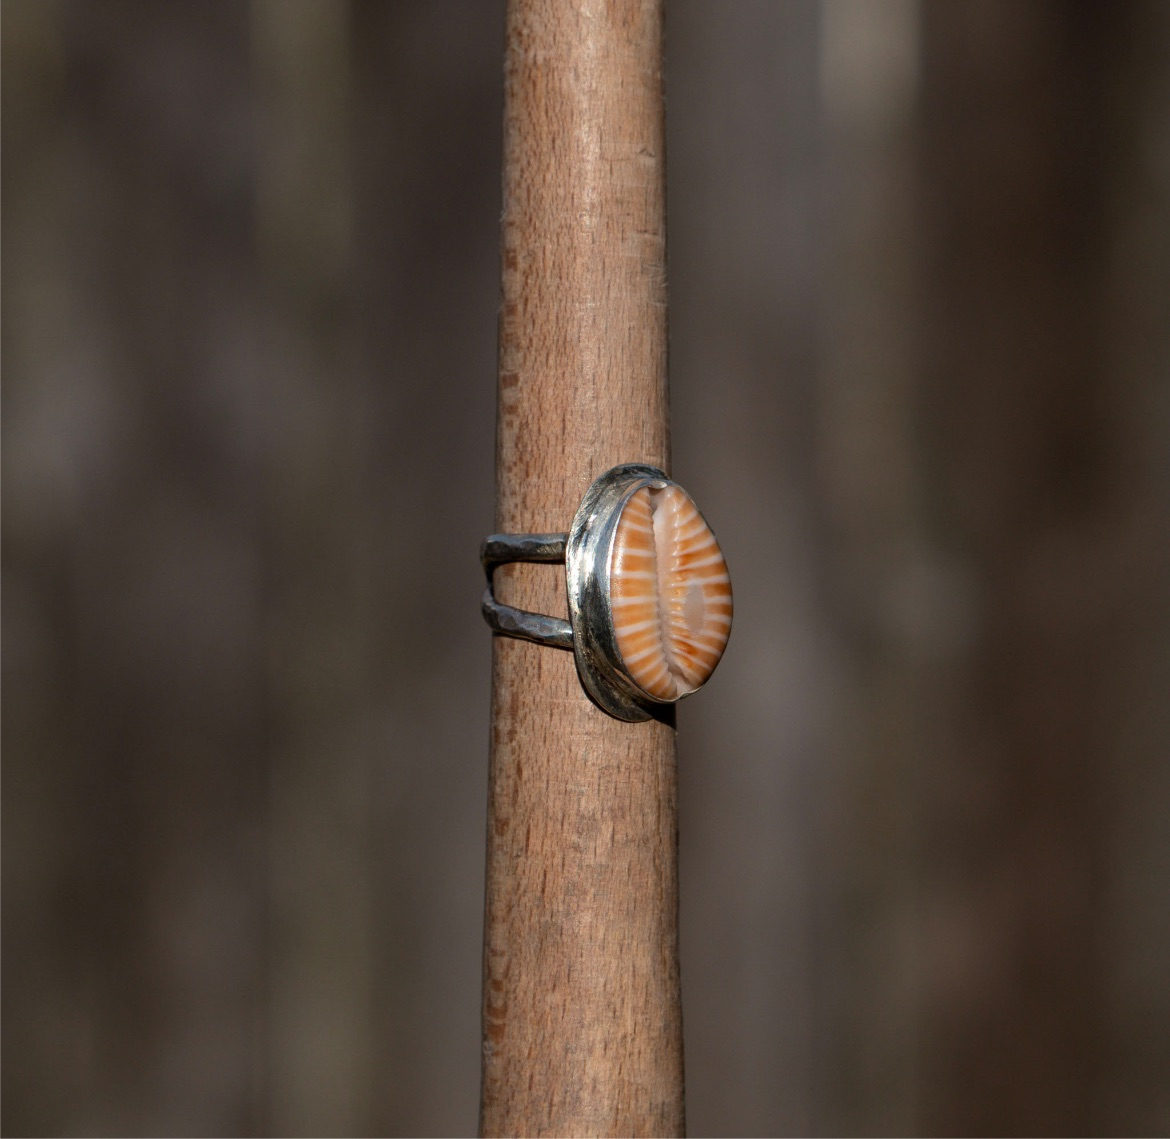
[480,464,678,722]
[564,464,670,721]
[480,533,574,649]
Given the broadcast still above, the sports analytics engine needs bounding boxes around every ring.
[481,464,733,722]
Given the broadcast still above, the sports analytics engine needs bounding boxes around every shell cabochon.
[608,484,733,701]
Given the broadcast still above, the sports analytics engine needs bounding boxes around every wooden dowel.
[480,0,683,1135]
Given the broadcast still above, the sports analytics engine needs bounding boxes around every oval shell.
[608,483,733,701]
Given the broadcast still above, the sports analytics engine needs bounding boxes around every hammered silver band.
[480,533,574,650]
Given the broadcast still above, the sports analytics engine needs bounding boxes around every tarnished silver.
[480,463,674,722]
[480,533,574,650]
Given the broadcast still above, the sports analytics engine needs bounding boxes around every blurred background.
[3,1,1168,1135]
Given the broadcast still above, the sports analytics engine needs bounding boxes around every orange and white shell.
[608,484,733,701]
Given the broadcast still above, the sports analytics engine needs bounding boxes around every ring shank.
[480,532,573,649]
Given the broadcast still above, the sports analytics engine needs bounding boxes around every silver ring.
[481,463,733,722]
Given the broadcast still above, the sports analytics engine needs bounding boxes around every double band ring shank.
[481,464,733,723]
[481,533,574,650]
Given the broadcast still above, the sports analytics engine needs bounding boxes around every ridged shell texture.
[609,484,733,701]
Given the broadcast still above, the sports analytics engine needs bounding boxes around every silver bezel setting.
[564,464,671,721]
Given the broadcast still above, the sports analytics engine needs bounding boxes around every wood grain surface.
[480,0,683,1135]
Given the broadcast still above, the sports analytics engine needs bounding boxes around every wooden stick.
[480,0,683,1135]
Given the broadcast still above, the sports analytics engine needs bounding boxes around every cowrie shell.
[564,464,733,721]
[609,484,733,701]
